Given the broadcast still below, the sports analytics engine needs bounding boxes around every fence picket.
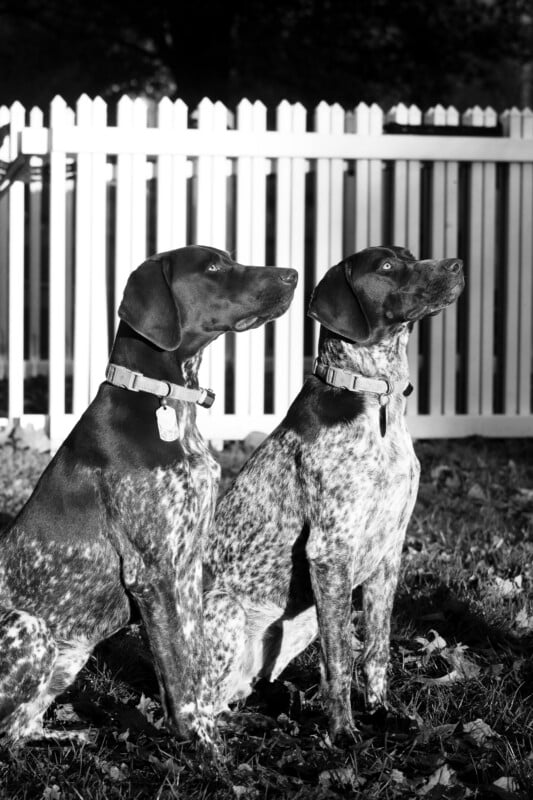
[27,108,44,378]
[156,98,188,251]
[48,97,68,441]
[501,108,522,414]
[234,100,268,417]
[196,99,228,411]
[0,105,9,380]
[519,109,533,415]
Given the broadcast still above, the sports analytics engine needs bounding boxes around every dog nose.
[279,269,298,285]
[442,259,463,273]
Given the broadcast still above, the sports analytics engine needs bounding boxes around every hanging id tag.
[379,395,389,437]
[156,402,179,442]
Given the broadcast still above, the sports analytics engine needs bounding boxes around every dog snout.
[279,268,298,285]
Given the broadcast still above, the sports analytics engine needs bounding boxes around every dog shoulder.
[279,377,365,442]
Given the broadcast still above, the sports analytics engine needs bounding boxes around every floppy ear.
[118,257,182,350]
[307,262,370,342]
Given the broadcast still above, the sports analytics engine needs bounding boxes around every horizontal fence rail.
[0,95,532,447]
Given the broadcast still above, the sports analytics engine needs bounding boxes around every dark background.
[0,0,532,111]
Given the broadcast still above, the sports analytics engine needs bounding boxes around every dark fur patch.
[280,376,365,441]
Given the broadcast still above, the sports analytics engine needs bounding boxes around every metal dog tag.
[156,403,179,441]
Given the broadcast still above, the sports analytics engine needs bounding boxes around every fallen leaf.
[491,775,520,799]
[468,483,486,502]
[461,718,499,746]
[417,763,456,795]
[492,575,523,598]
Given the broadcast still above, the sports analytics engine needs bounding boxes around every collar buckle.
[197,388,216,408]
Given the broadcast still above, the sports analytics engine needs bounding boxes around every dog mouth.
[234,293,295,332]
[234,316,260,331]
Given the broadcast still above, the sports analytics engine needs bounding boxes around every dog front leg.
[361,538,403,711]
[123,555,215,745]
[306,533,356,740]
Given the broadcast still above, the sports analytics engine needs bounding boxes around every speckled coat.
[203,246,464,738]
[0,245,297,746]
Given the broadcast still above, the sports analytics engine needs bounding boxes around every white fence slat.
[442,159,459,415]
[502,109,522,414]
[48,97,68,439]
[88,97,108,399]
[28,108,44,378]
[115,96,135,318]
[519,109,533,414]
[73,95,93,414]
[234,100,268,417]
[130,99,148,267]
[274,102,306,410]
[273,101,293,413]
[313,103,345,350]
[156,99,188,251]
[0,105,9,380]
[353,103,370,250]
[480,161,496,415]
[196,99,228,408]
[8,102,26,418]
[368,104,383,245]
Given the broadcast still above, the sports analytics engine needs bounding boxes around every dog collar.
[313,359,412,398]
[105,363,215,408]
[313,359,412,437]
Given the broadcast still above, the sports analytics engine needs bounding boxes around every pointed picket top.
[92,96,107,125]
[408,104,422,125]
[484,106,498,126]
[237,97,254,129]
[424,104,446,125]
[276,99,293,132]
[173,98,188,128]
[157,96,174,128]
[500,107,522,137]
[354,101,370,133]
[314,100,332,132]
[76,94,93,124]
[445,105,459,125]
[331,103,344,132]
[117,94,135,126]
[522,107,533,138]
[462,105,484,127]
[386,102,409,125]
[29,106,44,127]
[9,100,25,117]
[197,96,215,118]
[369,103,383,134]
[293,102,307,130]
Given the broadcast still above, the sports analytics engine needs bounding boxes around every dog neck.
[317,325,411,385]
[109,322,203,389]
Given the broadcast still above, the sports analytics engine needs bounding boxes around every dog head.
[118,245,298,355]
[308,245,464,344]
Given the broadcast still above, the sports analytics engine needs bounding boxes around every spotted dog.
[203,246,464,739]
[0,245,297,746]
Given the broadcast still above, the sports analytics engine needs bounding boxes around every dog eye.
[381,262,392,271]
[206,263,221,272]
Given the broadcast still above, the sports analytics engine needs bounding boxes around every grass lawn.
[0,436,532,799]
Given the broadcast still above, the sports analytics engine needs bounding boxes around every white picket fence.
[0,95,532,447]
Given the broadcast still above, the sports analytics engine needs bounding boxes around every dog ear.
[118,257,182,350]
[307,262,370,342]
